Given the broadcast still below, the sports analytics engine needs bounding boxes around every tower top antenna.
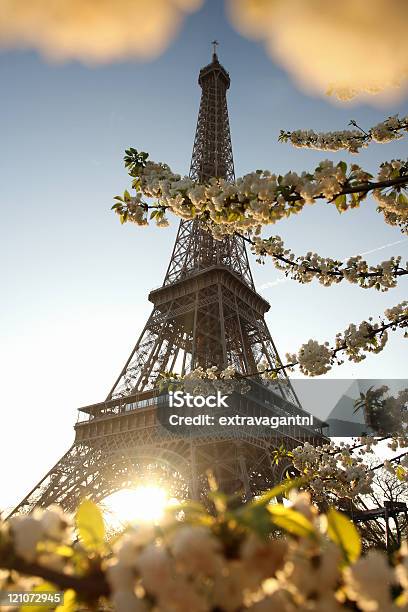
[211,39,219,59]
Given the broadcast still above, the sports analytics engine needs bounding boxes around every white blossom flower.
[119,152,408,239]
[9,516,45,562]
[4,499,408,611]
[157,576,209,612]
[241,534,287,582]
[212,561,246,611]
[297,340,332,376]
[343,551,395,611]
[106,562,135,592]
[136,544,173,595]
[40,505,69,540]
[110,590,147,612]
[170,526,223,576]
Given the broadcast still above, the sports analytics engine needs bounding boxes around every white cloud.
[0,0,203,63]
[227,0,408,103]
[259,276,288,290]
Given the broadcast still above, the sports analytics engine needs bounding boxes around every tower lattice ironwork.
[9,51,326,517]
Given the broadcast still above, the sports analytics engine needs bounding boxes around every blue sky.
[0,0,407,511]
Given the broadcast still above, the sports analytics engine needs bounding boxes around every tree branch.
[0,558,109,600]
[237,233,408,283]
[236,314,408,379]
[369,451,408,473]
[281,174,408,204]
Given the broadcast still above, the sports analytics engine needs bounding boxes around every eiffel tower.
[9,49,326,517]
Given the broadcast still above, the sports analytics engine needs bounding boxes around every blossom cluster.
[335,320,389,363]
[291,441,373,499]
[381,427,408,481]
[279,115,408,153]
[374,160,408,231]
[281,301,408,377]
[7,505,70,563]
[115,151,408,382]
[114,150,408,238]
[387,435,408,453]
[161,365,251,396]
[3,490,408,612]
[170,304,407,382]
[252,234,406,291]
[280,128,366,154]
[384,301,408,323]
[359,431,407,465]
[384,458,408,483]
[288,340,332,377]
[352,432,408,460]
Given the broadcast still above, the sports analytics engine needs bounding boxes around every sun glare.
[103,486,170,528]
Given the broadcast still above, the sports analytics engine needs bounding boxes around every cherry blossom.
[113,150,408,235]
[252,235,407,290]
[279,115,408,153]
[3,492,408,611]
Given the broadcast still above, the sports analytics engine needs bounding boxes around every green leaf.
[267,505,316,538]
[234,478,307,538]
[350,192,361,208]
[208,490,228,514]
[75,499,105,551]
[395,591,408,607]
[235,504,275,538]
[55,590,76,612]
[249,477,306,507]
[21,584,58,612]
[396,465,406,481]
[334,194,347,213]
[55,545,74,558]
[327,508,361,564]
[338,161,347,174]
